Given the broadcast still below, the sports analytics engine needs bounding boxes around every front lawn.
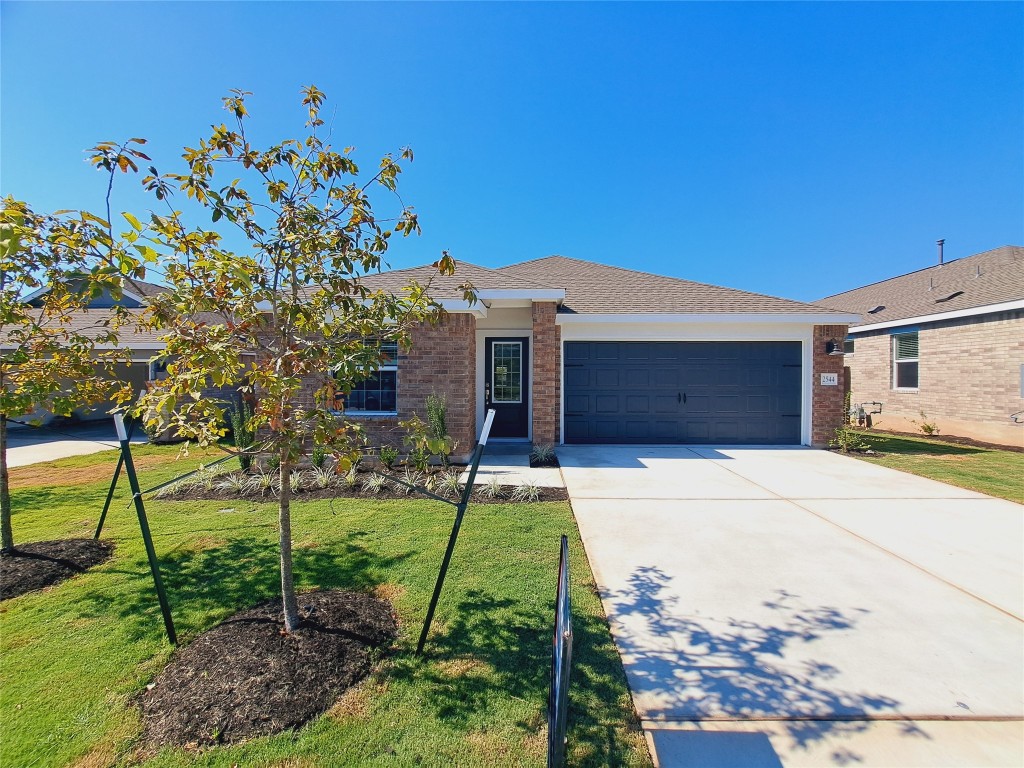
[850,431,1024,503]
[0,444,650,767]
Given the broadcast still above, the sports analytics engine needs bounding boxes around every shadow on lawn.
[74,533,414,641]
[389,587,644,766]
[861,433,985,457]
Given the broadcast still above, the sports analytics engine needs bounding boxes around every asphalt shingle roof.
[496,255,841,315]
[352,261,554,298]
[818,246,1024,328]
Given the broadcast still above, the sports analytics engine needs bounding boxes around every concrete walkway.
[6,421,145,468]
[559,445,1024,767]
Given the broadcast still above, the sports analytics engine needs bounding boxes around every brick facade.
[531,302,561,445]
[846,311,1024,446]
[350,313,477,461]
[812,324,849,446]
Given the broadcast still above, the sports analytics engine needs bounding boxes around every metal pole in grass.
[94,418,137,539]
[416,409,495,656]
[547,534,573,767]
[114,413,177,645]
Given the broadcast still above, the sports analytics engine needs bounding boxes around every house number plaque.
[820,373,838,386]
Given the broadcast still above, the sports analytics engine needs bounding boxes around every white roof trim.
[475,288,565,302]
[437,298,487,317]
[850,299,1024,333]
[22,284,148,306]
[556,312,860,325]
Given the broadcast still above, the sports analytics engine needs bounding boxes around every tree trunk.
[278,452,300,631]
[1,415,13,552]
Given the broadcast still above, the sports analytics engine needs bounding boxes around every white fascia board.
[559,320,815,343]
[475,289,565,302]
[850,299,1024,334]
[556,312,860,325]
[21,285,148,306]
[437,298,487,317]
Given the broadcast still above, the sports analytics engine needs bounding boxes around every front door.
[485,337,529,438]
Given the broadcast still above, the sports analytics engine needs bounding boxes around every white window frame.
[491,341,523,404]
[339,341,399,416]
[892,332,919,391]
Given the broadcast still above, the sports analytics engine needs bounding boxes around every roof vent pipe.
[937,239,945,265]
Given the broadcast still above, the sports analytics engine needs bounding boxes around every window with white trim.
[892,332,919,390]
[336,342,398,414]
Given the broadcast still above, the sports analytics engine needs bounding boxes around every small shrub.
[361,473,388,495]
[289,471,306,494]
[266,454,282,473]
[511,480,542,502]
[830,425,869,454]
[530,443,556,464]
[216,473,247,494]
[477,476,505,500]
[247,471,278,495]
[392,468,423,496]
[341,468,358,490]
[153,481,186,500]
[311,466,335,489]
[378,445,399,471]
[436,470,463,499]
[910,410,939,436]
[229,400,256,471]
[310,444,328,469]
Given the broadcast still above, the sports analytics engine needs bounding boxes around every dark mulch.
[863,428,1024,454]
[167,483,569,504]
[529,455,561,469]
[0,538,114,600]
[140,589,397,748]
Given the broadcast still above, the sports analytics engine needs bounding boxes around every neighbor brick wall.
[812,324,849,446]
[846,311,1024,446]
[350,313,477,461]
[531,302,561,445]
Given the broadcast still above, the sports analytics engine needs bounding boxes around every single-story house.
[818,245,1024,446]
[342,256,859,452]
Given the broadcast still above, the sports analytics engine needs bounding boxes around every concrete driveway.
[559,445,1024,767]
[6,420,145,468]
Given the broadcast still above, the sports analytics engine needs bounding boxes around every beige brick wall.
[812,324,849,446]
[846,311,1024,446]
[531,302,561,445]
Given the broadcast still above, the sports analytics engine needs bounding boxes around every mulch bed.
[140,589,397,748]
[0,538,114,600]
[166,483,569,504]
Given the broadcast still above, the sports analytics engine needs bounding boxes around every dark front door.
[485,337,529,438]
[563,341,802,444]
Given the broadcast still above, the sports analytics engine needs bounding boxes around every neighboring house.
[818,245,1024,446]
[329,257,858,453]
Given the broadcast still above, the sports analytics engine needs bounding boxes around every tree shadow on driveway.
[604,566,930,764]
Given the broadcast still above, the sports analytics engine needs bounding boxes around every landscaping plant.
[229,399,256,471]
[378,444,398,471]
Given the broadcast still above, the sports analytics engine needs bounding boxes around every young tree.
[0,142,152,552]
[136,87,473,631]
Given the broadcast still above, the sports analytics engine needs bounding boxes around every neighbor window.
[843,338,855,355]
[336,341,398,414]
[892,332,919,389]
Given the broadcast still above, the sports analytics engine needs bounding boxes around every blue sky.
[2,1,1021,302]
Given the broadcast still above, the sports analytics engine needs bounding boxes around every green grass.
[851,431,1024,503]
[0,443,650,767]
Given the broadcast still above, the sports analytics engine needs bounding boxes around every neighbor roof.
[496,255,843,315]
[818,246,1024,329]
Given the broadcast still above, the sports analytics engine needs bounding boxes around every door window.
[492,342,522,403]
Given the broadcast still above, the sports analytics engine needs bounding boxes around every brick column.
[812,324,849,446]
[531,302,561,445]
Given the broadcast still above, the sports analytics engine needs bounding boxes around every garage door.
[563,341,802,444]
